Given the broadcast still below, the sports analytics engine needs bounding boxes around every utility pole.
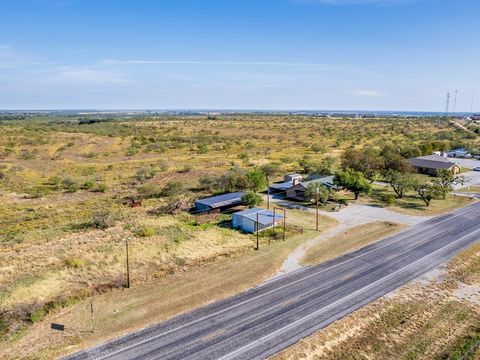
[316,188,319,231]
[90,300,95,333]
[266,186,270,210]
[453,90,458,113]
[256,211,259,250]
[445,92,451,115]
[125,238,130,288]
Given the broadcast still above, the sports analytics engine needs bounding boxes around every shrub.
[62,177,79,193]
[135,225,157,237]
[91,183,107,193]
[137,183,162,199]
[64,257,86,269]
[380,193,396,206]
[81,180,95,190]
[161,181,185,197]
[91,211,116,229]
[29,308,46,324]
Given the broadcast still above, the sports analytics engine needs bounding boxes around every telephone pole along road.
[64,202,480,360]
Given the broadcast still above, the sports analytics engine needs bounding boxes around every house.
[194,191,246,213]
[447,148,472,158]
[408,155,461,176]
[285,176,335,201]
[268,174,302,194]
[232,208,284,233]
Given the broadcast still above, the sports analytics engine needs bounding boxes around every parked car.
[473,167,480,171]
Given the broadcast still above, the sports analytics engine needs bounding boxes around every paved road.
[64,202,480,360]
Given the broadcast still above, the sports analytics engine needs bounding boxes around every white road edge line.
[218,227,480,360]
[94,204,479,360]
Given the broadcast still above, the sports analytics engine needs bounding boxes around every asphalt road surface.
[64,202,480,360]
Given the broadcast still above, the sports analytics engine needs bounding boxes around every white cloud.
[99,59,334,68]
[43,67,129,85]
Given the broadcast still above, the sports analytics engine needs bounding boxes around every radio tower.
[453,90,458,113]
[445,92,450,115]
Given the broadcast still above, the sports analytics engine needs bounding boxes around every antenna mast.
[453,90,458,113]
[445,92,450,115]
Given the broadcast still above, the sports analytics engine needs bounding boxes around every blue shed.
[232,208,284,233]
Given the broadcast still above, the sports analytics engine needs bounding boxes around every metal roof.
[233,208,284,226]
[269,181,293,191]
[408,155,460,170]
[195,191,246,208]
[301,175,335,188]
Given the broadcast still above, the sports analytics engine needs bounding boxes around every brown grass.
[0,222,339,359]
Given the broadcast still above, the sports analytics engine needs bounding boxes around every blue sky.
[0,0,479,111]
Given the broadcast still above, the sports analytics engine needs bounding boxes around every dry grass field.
[0,113,477,358]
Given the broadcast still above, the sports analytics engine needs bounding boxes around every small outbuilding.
[194,191,246,213]
[408,155,461,176]
[232,208,284,233]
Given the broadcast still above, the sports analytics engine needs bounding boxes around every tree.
[434,169,464,199]
[260,163,281,182]
[333,169,371,200]
[412,180,443,206]
[161,181,185,197]
[305,182,330,205]
[341,147,384,181]
[246,169,267,192]
[241,192,264,208]
[384,170,414,199]
[299,155,336,176]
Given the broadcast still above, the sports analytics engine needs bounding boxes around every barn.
[232,208,284,233]
[194,191,246,213]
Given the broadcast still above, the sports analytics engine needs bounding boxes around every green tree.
[333,169,371,200]
[246,169,268,192]
[384,170,415,199]
[412,180,443,206]
[305,182,330,205]
[434,169,464,199]
[241,192,264,208]
[260,162,281,182]
[341,147,384,181]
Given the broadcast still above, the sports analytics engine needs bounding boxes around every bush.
[29,308,46,324]
[161,181,185,197]
[91,211,116,229]
[135,225,157,237]
[92,183,107,193]
[241,192,263,208]
[137,183,162,199]
[64,257,86,269]
[62,177,79,193]
[380,193,396,206]
[81,180,95,190]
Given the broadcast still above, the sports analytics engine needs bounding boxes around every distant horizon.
[0,108,477,115]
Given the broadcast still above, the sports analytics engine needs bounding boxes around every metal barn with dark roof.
[194,191,246,213]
